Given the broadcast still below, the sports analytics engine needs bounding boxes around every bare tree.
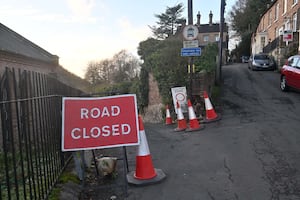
[84,50,140,84]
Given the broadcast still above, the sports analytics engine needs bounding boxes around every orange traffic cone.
[203,91,221,123]
[165,104,173,125]
[174,101,187,131]
[186,99,204,131]
[127,116,166,185]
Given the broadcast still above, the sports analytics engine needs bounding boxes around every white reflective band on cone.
[177,108,184,120]
[137,130,150,156]
[204,98,213,110]
[188,106,196,119]
[166,109,171,117]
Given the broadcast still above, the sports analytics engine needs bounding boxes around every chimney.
[209,11,213,26]
[181,19,186,27]
[197,12,201,26]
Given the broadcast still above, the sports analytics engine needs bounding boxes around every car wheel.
[280,76,289,91]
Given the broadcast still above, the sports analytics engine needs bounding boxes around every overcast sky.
[0,0,235,78]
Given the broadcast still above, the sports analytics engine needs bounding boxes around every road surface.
[81,63,300,200]
[124,63,300,200]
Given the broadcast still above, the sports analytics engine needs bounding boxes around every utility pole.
[188,0,193,99]
[188,0,193,25]
[217,0,226,85]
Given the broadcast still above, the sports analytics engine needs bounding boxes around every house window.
[293,0,298,5]
[261,16,265,31]
[261,36,266,48]
[215,34,220,42]
[275,3,279,21]
[203,35,209,42]
[279,27,284,36]
[293,13,297,31]
[268,11,272,25]
[283,0,287,14]
[285,19,291,30]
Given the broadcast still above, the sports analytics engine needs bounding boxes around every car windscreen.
[254,55,269,60]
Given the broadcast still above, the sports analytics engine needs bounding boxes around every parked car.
[241,56,249,63]
[280,55,300,91]
[248,54,276,70]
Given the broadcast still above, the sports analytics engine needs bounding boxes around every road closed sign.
[62,94,139,151]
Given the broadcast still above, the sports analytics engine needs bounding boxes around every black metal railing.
[263,32,299,54]
[0,68,83,200]
[263,37,279,53]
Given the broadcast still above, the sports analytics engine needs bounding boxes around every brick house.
[196,11,229,53]
[176,11,229,63]
[251,0,300,66]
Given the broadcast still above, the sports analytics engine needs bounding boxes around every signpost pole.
[188,0,193,100]
[217,0,226,85]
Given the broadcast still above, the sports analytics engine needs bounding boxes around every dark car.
[241,56,249,63]
[280,55,300,91]
[248,54,276,70]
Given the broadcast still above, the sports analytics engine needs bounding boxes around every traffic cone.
[174,101,187,131]
[165,104,173,125]
[203,91,221,123]
[127,116,166,185]
[186,99,204,131]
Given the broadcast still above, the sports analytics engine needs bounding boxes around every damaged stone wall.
[142,73,163,123]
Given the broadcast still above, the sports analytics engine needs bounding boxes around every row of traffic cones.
[165,91,221,131]
[126,91,220,186]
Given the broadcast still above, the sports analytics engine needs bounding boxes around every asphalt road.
[124,63,300,200]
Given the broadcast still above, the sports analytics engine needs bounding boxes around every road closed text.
[71,124,131,139]
[62,95,139,151]
[71,106,131,138]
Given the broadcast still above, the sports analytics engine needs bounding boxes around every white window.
[293,13,297,31]
[279,27,284,35]
[283,0,287,14]
[261,36,266,47]
[215,34,220,42]
[268,11,272,25]
[203,35,209,42]
[285,19,291,30]
[293,0,298,5]
[275,3,279,21]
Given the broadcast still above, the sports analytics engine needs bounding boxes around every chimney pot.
[197,11,201,26]
[209,11,213,26]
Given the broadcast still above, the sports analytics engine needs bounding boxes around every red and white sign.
[62,94,139,151]
[171,87,188,114]
[182,25,199,41]
[283,30,293,42]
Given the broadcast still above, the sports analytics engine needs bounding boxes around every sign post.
[283,30,293,46]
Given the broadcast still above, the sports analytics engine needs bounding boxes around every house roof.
[0,22,58,64]
[198,23,228,33]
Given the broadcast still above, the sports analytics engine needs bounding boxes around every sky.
[0,0,235,78]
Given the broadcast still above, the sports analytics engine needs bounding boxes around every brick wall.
[257,0,300,42]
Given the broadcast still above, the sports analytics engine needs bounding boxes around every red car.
[280,55,300,91]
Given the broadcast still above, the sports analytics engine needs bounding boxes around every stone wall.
[143,73,163,123]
